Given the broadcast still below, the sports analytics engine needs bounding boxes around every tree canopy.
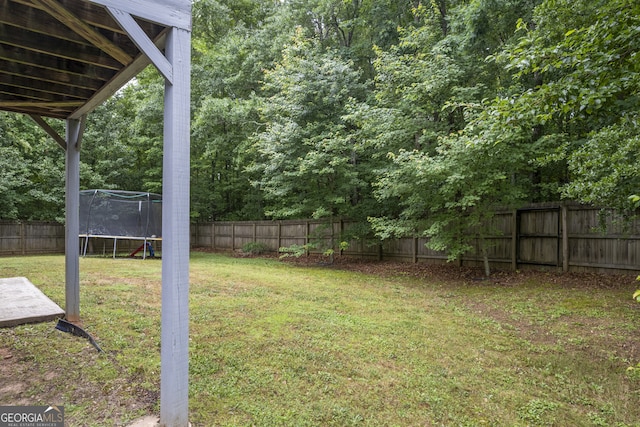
[1,0,638,266]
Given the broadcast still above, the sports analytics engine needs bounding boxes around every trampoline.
[79,189,162,259]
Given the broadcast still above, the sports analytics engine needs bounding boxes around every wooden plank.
[0,73,94,98]
[69,31,165,119]
[31,0,133,65]
[1,100,83,110]
[277,222,281,250]
[562,204,568,272]
[64,118,82,323]
[1,0,94,45]
[0,25,122,70]
[11,0,126,33]
[0,43,115,82]
[511,210,517,270]
[107,7,173,83]
[160,25,191,426]
[88,0,192,29]
[29,114,66,149]
[211,223,219,249]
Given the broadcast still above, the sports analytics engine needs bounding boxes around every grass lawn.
[1,252,639,426]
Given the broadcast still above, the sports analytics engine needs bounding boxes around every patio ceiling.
[0,0,168,120]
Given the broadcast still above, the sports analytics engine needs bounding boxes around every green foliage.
[191,96,263,221]
[278,243,315,258]
[278,240,348,259]
[0,113,65,221]
[517,399,559,425]
[80,67,165,194]
[321,241,349,257]
[494,0,640,208]
[627,362,640,380]
[250,33,370,222]
[241,241,271,255]
[3,0,640,255]
[365,0,543,273]
[371,129,531,272]
[563,117,640,211]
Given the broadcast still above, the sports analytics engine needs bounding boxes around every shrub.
[279,243,315,258]
[242,241,270,255]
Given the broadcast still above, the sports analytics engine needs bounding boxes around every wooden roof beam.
[30,0,133,66]
[0,73,94,98]
[107,6,172,83]
[0,43,115,82]
[28,113,67,149]
[88,0,192,29]
[0,26,122,70]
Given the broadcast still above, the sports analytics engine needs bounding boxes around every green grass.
[1,253,639,426]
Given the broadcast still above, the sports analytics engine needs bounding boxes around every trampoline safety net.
[79,189,162,238]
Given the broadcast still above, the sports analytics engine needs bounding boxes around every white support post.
[65,118,83,323]
[160,25,191,427]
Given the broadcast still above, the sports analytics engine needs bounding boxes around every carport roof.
[0,0,183,120]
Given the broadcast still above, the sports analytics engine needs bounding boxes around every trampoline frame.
[79,189,162,259]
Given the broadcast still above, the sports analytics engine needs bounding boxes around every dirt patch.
[0,338,157,425]
[260,251,638,289]
[0,347,28,404]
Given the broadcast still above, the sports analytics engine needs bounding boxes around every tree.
[190,0,296,220]
[365,0,540,274]
[372,121,534,277]
[0,113,66,221]
[250,34,370,226]
[192,97,263,220]
[79,67,165,194]
[492,0,640,211]
[81,94,138,191]
[285,0,416,78]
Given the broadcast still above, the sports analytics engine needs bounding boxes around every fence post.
[21,222,26,255]
[562,204,569,272]
[305,220,310,257]
[413,236,418,264]
[253,222,257,243]
[277,221,282,252]
[339,219,344,255]
[231,222,235,251]
[511,209,517,270]
[211,222,215,249]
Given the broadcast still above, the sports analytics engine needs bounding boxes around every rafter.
[30,0,133,65]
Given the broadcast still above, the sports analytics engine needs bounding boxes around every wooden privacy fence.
[192,203,640,274]
[3,203,640,273]
[0,221,160,257]
[0,221,65,255]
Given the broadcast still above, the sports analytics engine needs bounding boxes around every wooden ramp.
[0,277,64,327]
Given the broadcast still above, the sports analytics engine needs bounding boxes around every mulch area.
[194,247,638,290]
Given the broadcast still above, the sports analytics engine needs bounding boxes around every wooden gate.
[516,207,561,267]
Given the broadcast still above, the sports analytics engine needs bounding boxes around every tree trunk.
[483,249,491,278]
[480,235,491,277]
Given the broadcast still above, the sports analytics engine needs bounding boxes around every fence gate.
[516,207,561,267]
